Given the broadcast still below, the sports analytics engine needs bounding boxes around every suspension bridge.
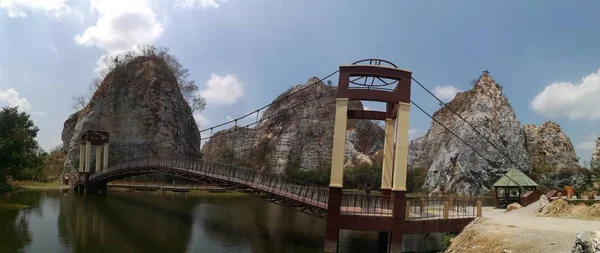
[69,59,531,253]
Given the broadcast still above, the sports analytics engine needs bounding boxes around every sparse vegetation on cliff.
[71,45,206,114]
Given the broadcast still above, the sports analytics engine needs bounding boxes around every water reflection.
[0,190,456,253]
[0,206,32,252]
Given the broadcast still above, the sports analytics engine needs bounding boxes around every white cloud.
[433,85,461,102]
[30,111,46,116]
[74,0,164,72]
[49,44,58,52]
[408,129,420,135]
[0,88,32,111]
[364,106,371,111]
[531,69,600,120]
[225,115,233,121]
[193,113,210,129]
[200,73,245,106]
[174,0,225,9]
[577,141,596,149]
[0,0,82,21]
[408,128,422,138]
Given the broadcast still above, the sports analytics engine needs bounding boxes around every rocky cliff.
[62,56,201,170]
[201,77,384,173]
[523,121,579,170]
[408,72,531,195]
[591,137,600,169]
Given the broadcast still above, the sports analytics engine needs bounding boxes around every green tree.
[406,167,428,193]
[0,106,43,183]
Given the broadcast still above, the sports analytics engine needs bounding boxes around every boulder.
[572,231,600,253]
[505,202,522,213]
[537,194,550,214]
[62,56,201,170]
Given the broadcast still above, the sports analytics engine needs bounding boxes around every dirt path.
[482,201,600,233]
[446,201,600,253]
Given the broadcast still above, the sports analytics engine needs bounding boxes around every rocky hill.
[523,121,579,170]
[408,72,531,195]
[201,77,384,173]
[62,55,201,170]
[591,137,600,169]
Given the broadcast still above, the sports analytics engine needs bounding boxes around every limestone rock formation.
[536,194,550,214]
[201,77,384,173]
[591,137,600,169]
[408,72,531,195]
[62,56,201,170]
[523,122,579,171]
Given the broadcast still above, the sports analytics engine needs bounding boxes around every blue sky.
[0,0,599,165]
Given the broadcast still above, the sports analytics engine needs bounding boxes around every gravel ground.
[446,218,575,253]
[482,201,600,233]
[446,201,600,253]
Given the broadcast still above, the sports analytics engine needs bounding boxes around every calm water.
[0,190,452,253]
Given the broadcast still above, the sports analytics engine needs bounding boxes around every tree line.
[0,106,49,188]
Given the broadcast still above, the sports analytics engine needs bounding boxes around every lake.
[0,189,464,253]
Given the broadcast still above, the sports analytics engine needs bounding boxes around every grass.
[0,200,28,212]
[11,181,64,190]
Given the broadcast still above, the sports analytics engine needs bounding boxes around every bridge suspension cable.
[200,88,337,141]
[199,69,340,134]
[411,76,525,189]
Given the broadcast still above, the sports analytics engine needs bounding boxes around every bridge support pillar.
[95,146,102,172]
[79,144,85,172]
[390,190,406,253]
[329,98,348,188]
[85,141,91,173]
[381,119,394,191]
[392,103,410,192]
[378,231,390,253]
[324,187,342,253]
[103,143,109,170]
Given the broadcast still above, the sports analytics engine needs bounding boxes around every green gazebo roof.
[493,168,539,187]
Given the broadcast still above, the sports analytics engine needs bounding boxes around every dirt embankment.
[445,217,575,253]
[538,199,600,221]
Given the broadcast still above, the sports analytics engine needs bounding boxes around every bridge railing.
[340,193,393,216]
[94,156,330,209]
[405,198,481,221]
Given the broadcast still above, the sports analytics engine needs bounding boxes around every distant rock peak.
[61,56,200,170]
[409,71,530,195]
[201,78,383,173]
[523,121,579,170]
[591,136,600,168]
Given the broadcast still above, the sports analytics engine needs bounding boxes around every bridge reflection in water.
[73,156,481,253]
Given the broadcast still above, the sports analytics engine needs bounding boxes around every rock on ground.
[537,195,550,214]
[506,203,522,213]
[62,56,201,170]
[409,72,531,195]
[201,78,384,173]
[572,231,600,253]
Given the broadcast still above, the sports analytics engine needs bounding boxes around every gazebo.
[493,168,539,208]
